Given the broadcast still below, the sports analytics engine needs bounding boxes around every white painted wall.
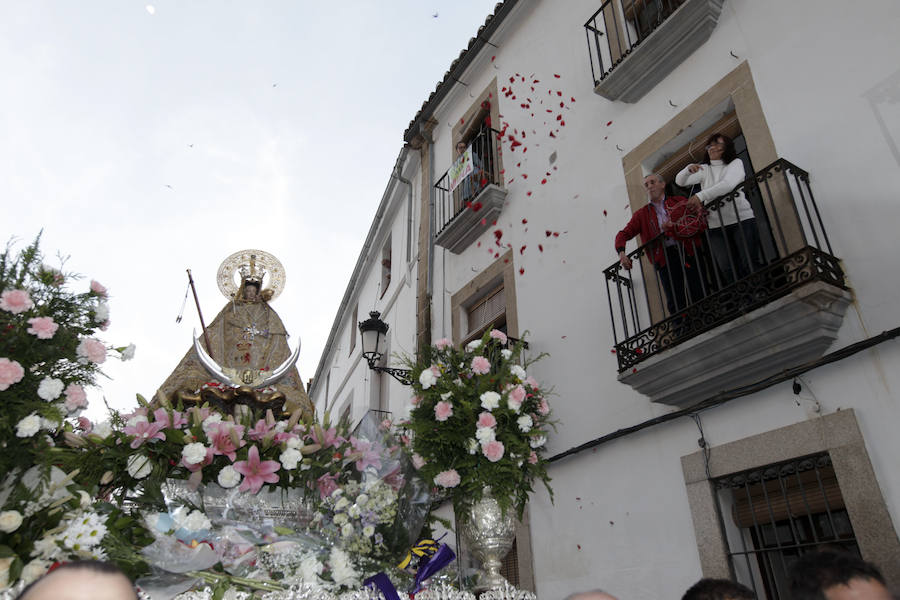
[312,0,900,598]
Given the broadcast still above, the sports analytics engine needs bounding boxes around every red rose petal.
[519,245,526,254]
[545,230,552,237]
[538,244,543,252]
[519,267,525,275]
[554,74,561,78]
[522,218,528,224]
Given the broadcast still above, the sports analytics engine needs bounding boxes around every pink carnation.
[489,329,508,344]
[76,337,107,363]
[434,338,452,350]
[477,412,497,429]
[525,376,540,389]
[90,280,108,297]
[64,383,88,412]
[0,289,33,314]
[434,469,461,488]
[528,451,539,464]
[26,316,59,339]
[471,356,491,375]
[411,395,422,406]
[507,385,526,411]
[482,440,505,462]
[411,454,426,469]
[0,358,25,391]
[537,398,550,416]
[434,401,453,422]
[77,416,93,433]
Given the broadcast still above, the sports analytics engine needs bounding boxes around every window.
[451,249,519,347]
[349,304,358,355]
[714,454,860,600]
[623,0,685,42]
[380,236,392,299]
[464,283,506,343]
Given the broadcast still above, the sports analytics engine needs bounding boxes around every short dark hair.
[789,550,886,600]
[16,560,136,600]
[702,132,737,165]
[682,578,755,600]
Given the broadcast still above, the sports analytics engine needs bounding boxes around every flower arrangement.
[402,329,553,520]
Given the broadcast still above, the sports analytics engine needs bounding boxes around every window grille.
[465,284,506,340]
[500,538,520,587]
[714,453,860,600]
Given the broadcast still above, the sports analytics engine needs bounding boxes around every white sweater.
[675,159,754,228]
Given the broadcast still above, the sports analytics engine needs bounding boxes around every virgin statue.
[156,250,313,417]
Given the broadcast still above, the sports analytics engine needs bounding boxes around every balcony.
[605,159,852,406]
[433,127,506,254]
[584,0,724,102]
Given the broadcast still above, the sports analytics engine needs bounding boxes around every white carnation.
[440,391,453,400]
[285,436,303,450]
[182,442,208,465]
[356,493,369,506]
[330,548,359,586]
[279,447,302,470]
[94,302,110,322]
[16,414,41,438]
[202,414,223,433]
[334,497,350,511]
[127,454,153,479]
[299,554,323,582]
[480,391,501,411]
[475,426,496,444]
[178,510,211,532]
[217,465,241,488]
[347,504,361,518]
[466,339,483,352]
[501,349,513,360]
[418,368,437,389]
[37,377,64,401]
[333,513,348,525]
[517,414,533,433]
[529,435,547,448]
[341,522,354,537]
[121,343,136,361]
[510,365,527,380]
[0,510,23,533]
[93,420,113,438]
[467,438,479,454]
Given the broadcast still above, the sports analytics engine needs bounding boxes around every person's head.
[703,133,737,164]
[16,560,137,600]
[456,141,467,155]
[644,173,667,201]
[565,589,618,600]
[682,578,755,600]
[242,280,260,301]
[790,550,892,600]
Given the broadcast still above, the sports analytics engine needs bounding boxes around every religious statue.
[156,250,314,417]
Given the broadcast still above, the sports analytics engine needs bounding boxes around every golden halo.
[216,249,286,301]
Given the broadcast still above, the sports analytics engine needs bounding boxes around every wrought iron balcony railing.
[604,159,847,372]
[433,127,502,237]
[585,0,686,86]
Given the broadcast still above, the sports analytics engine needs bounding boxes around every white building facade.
[310,1,900,598]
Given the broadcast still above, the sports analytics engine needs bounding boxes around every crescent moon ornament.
[193,329,301,389]
[216,249,286,301]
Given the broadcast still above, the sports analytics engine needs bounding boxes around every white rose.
[475,426,496,444]
[480,391,501,411]
[217,465,241,488]
[362,525,375,537]
[347,504,361,518]
[341,522,354,537]
[182,442,208,465]
[0,556,13,589]
[333,513,348,525]
[467,438,479,454]
[93,420,113,438]
[279,447,302,470]
[37,377,65,401]
[501,349,513,360]
[121,343,136,361]
[466,340,483,352]
[517,415,533,433]
[16,414,41,438]
[356,493,369,506]
[202,414,223,433]
[418,368,437,389]
[78,490,92,508]
[127,454,153,479]
[510,365,527,380]
[20,559,49,584]
[0,510,24,533]
[529,435,547,449]
[334,497,350,511]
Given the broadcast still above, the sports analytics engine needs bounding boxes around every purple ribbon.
[365,572,402,600]
[410,543,456,594]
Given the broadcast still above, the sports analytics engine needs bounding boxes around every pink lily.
[310,425,344,449]
[208,423,246,461]
[248,419,274,441]
[125,421,166,449]
[233,446,280,494]
[350,436,382,472]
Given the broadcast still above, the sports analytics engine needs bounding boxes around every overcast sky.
[0,1,500,419]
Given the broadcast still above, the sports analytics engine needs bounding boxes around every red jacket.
[614,195,703,267]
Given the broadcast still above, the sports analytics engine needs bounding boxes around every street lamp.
[358,311,412,385]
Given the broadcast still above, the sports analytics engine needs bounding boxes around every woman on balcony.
[677,133,762,287]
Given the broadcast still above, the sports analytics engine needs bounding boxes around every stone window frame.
[681,409,900,588]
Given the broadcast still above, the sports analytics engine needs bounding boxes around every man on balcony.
[614,173,706,315]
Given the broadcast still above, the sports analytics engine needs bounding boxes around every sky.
[0,1,500,419]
